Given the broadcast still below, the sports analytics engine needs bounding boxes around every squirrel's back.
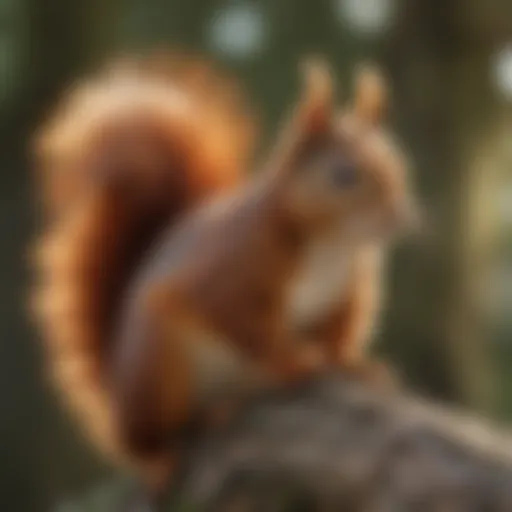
[31,52,256,464]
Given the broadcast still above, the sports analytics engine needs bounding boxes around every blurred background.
[1,0,511,509]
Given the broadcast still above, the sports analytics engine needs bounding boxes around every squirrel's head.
[276,59,419,244]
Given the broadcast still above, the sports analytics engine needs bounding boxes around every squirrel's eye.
[331,161,358,188]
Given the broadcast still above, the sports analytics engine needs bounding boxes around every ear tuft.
[298,57,334,132]
[353,63,388,125]
[301,57,333,104]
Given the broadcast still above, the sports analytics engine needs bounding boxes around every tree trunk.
[0,1,119,509]
[381,0,512,413]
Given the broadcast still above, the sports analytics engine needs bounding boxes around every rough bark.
[165,375,512,511]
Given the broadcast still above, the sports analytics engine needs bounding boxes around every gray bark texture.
[169,375,512,511]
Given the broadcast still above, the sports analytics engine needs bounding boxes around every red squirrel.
[31,52,418,487]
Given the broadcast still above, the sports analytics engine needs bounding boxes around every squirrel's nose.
[399,202,432,244]
[389,199,425,237]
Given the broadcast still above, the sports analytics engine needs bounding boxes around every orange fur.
[31,53,257,467]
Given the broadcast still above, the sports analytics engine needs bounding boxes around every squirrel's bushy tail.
[31,53,256,465]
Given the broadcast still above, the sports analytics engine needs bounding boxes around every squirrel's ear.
[353,64,388,125]
[296,57,334,134]
[268,58,333,178]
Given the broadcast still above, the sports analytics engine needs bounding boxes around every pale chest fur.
[285,230,356,329]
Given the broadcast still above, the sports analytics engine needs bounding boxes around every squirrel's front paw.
[337,358,399,391]
[297,344,327,372]
[270,345,326,384]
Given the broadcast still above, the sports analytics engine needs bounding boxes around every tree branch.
[171,375,512,511]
